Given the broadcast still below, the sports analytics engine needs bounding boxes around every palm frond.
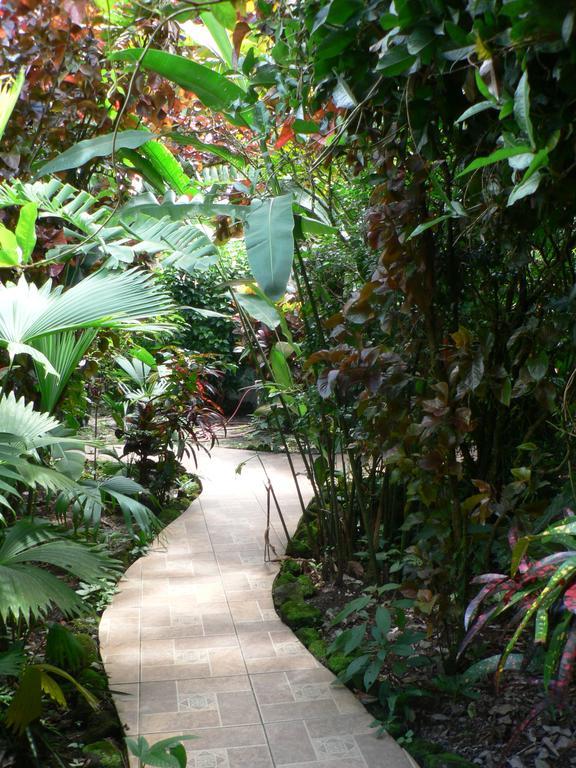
[122,214,218,274]
[0,269,174,373]
[0,519,119,624]
[33,330,98,413]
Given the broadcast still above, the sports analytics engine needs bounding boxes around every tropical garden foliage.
[2,0,576,764]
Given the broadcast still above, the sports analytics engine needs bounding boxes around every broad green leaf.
[342,623,367,654]
[363,659,382,690]
[407,26,434,54]
[455,101,495,124]
[457,145,533,177]
[209,1,236,29]
[0,223,20,267]
[507,171,542,206]
[14,202,38,263]
[474,68,493,101]
[295,215,339,239]
[293,119,321,134]
[514,72,535,149]
[36,130,153,176]
[375,606,392,636]
[376,46,417,76]
[119,148,166,194]
[269,344,293,389]
[200,10,234,67]
[0,68,25,143]
[245,194,294,301]
[331,595,372,625]
[139,141,195,195]
[233,290,281,329]
[526,350,548,381]
[408,214,452,239]
[170,132,247,170]
[109,49,247,114]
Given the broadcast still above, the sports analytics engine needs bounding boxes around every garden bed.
[273,558,576,768]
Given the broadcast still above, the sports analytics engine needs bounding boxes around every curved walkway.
[99,448,418,768]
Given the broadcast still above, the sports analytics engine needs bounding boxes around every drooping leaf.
[36,130,154,177]
[514,72,535,149]
[331,595,372,625]
[109,49,247,114]
[233,290,281,329]
[457,145,534,177]
[244,194,294,301]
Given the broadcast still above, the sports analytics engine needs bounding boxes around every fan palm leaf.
[0,519,119,624]
[33,330,97,412]
[0,269,174,373]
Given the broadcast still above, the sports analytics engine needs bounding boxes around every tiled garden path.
[99,448,418,768]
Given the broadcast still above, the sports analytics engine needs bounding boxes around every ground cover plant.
[2,0,576,765]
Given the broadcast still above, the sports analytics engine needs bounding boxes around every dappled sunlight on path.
[99,448,418,768]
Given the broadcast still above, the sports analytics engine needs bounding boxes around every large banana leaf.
[244,194,295,301]
[0,519,118,624]
[36,129,154,177]
[109,48,247,113]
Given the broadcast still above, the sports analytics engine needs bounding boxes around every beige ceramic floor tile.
[100,448,417,768]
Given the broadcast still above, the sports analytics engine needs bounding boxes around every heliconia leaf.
[564,583,576,614]
[109,49,248,115]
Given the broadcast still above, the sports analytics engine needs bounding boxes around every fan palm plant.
[0,268,174,378]
[0,518,119,627]
[0,392,84,517]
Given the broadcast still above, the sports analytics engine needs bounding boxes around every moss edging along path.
[99,447,418,768]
